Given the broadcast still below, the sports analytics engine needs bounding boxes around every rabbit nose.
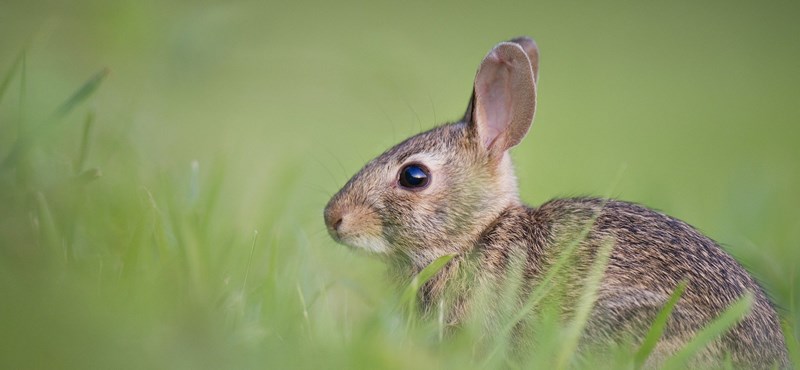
[324,206,345,239]
[329,215,343,234]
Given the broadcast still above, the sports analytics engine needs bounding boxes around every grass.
[634,281,688,369]
[0,0,799,368]
[661,293,755,370]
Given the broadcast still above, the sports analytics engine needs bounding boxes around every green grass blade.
[782,321,800,368]
[242,230,259,292]
[555,238,615,369]
[74,110,95,174]
[53,68,109,119]
[634,280,688,369]
[480,227,589,366]
[34,191,63,261]
[2,69,108,170]
[0,50,24,106]
[75,168,102,186]
[662,292,754,370]
[400,254,456,309]
[296,282,312,337]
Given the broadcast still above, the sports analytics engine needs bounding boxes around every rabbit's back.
[520,198,789,368]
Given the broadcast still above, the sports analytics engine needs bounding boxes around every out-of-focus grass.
[0,0,798,368]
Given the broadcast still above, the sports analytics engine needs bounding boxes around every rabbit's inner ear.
[469,42,537,156]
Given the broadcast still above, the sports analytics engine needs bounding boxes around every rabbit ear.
[465,40,537,156]
[509,36,539,83]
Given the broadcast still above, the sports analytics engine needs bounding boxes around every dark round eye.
[398,164,430,189]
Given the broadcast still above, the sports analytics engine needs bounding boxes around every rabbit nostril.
[326,215,344,241]
[324,205,343,235]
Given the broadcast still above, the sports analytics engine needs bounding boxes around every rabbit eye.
[398,164,430,190]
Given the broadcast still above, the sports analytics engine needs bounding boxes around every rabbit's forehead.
[377,123,468,166]
[401,152,448,168]
[344,122,470,190]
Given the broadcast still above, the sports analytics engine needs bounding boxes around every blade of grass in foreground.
[74,111,95,174]
[781,321,799,368]
[1,68,109,169]
[661,292,754,370]
[555,239,615,369]
[480,217,598,367]
[34,191,62,262]
[52,68,109,119]
[633,280,688,369]
[242,230,259,292]
[401,254,456,321]
[0,50,24,106]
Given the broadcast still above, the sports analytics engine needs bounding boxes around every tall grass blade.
[74,110,95,174]
[662,292,754,370]
[400,254,456,311]
[488,218,592,343]
[34,191,63,261]
[297,282,311,337]
[75,168,102,185]
[242,230,259,292]
[555,238,615,369]
[122,207,150,277]
[782,321,800,368]
[187,160,200,208]
[633,280,688,369]
[19,51,26,130]
[0,50,24,107]
[53,68,109,119]
[2,69,108,169]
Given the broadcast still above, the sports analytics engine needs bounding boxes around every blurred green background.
[1,0,798,368]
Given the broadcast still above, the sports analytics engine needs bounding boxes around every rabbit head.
[325,38,540,268]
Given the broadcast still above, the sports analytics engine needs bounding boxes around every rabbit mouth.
[326,221,390,254]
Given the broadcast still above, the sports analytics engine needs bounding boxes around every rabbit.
[323,37,790,368]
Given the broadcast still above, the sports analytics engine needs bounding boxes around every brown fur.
[324,37,790,368]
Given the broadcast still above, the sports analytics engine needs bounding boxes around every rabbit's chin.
[340,234,391,254]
